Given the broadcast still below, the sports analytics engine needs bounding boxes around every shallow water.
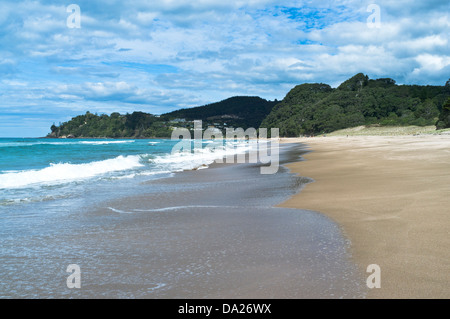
[0,143,367,298]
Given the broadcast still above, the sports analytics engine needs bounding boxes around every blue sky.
[0,0,449,137]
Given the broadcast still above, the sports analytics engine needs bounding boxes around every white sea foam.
[80,140,135,145]
[107,207,134,214]
[0,155,144,189]
[134,205,227,212]
[139,170,174,177]
[151,140,255,172]
[0,140,135,147]
[107,205,238,214]
[0,140,255,191]
[147,283,167,292]
[0,142,71,147]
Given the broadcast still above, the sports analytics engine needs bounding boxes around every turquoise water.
[0,139,366,298]
[0,138,248,205]
[0,138,172,173]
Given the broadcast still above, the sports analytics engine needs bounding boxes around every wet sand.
[81,144,366,298]
[0,143,367,298]
[279,135,450,298]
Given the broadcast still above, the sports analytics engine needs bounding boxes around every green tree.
[436,97,450,129]
[260,74,450,136]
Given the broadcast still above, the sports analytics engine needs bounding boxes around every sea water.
[0,138,249,206]
[0,139,366,298]
[0,137,258,298]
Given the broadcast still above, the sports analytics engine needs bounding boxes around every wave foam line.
[80,140,135,145]
[108,205,241,214]
[133,205,228,212]
[0,140,135,147]
[151,141,253,172]
[0,155,144,189]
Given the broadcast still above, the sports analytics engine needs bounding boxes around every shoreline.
[279,135,450,298]
[0,143,366,298]
[99,143,366,298]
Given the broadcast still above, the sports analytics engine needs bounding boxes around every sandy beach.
[279,135,450,298]
[0,143,366,298]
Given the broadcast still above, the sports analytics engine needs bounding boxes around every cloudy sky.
[0,0,449,137]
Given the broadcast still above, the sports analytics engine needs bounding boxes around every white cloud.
[414,54,450,72]
[0,0,449,136]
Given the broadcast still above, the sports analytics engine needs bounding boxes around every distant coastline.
[44,135,162,139]
[46,74,450,139]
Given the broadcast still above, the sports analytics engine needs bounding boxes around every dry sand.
[279,135,450,298]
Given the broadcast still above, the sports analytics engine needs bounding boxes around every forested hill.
[48,111,171,138]
[261,73,450,137]
[160,96,278,129]
[47,96,277,138]
[47,74,450,139]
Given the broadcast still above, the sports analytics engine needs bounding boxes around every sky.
[0,0,449,137]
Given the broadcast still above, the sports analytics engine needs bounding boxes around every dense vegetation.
[48,74,450,138]
[48,96,277,138]
[261,74,450,137]
[49,111,172,138]
[436,97,450,130]
[161,96,278,129]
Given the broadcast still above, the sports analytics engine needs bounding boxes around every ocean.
[0,138,249,206]
[0,138,365,298]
